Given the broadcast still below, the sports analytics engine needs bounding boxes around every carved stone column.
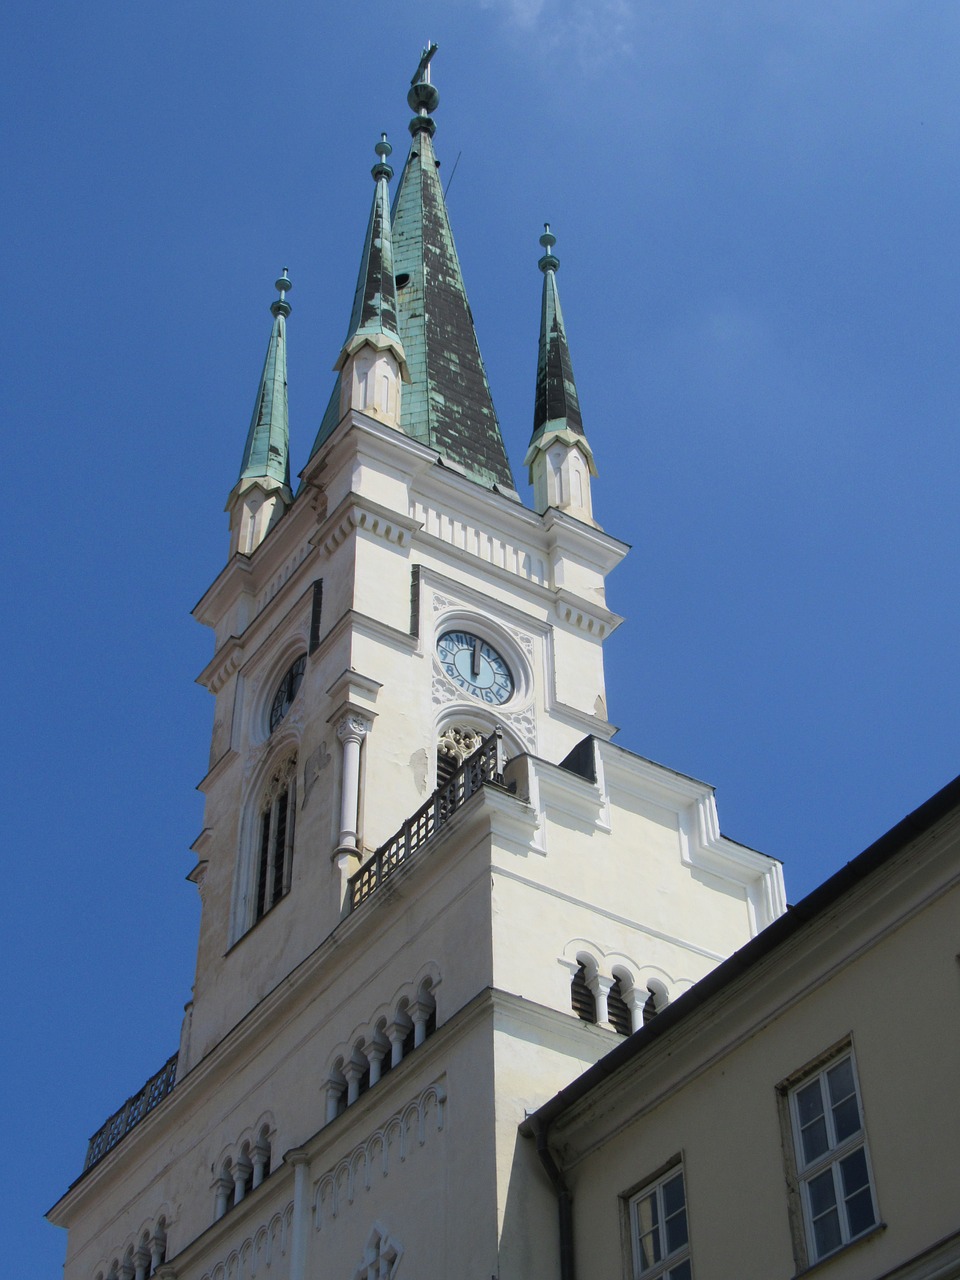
[592,974,614,1027]
[252,1137,270,1189]
[336,712,372,853]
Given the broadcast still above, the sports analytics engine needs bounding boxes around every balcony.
[83,1052,178,1173]
[348,728,507,911]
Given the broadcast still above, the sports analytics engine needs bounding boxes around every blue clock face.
[437,630,514,705]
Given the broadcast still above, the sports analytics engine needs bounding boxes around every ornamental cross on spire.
[411,41,438,86]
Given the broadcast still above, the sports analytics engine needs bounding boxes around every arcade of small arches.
[324,976,439,1121]
[213,1123,275,1221]
[568,952,673,1036]
[93,1217,167,1280]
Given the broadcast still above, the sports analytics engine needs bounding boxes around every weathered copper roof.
[530,227,584,444]
[308,57,516,493]
[390,122,515,492]
[237,274,291,488]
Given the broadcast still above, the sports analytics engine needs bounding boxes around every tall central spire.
[307,50,516,493]
[391,50,515,492]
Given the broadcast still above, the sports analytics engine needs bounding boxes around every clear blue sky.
[4,3,959,1273]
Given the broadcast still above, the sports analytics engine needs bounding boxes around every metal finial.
[538,224,559,274]
[271,268,292,318]
[372,132,394,182]
[408,41,440,132]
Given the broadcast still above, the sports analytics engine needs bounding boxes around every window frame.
[623,1158,693,1280]
[779,1040,880,1269]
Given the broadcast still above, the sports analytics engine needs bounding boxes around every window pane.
[845,1185,876,1238]
[840,1148,876,1236]
[662,1173,686,1218]
[797,1079,825,1128]
[665,1208,688,1255]
[797,1080,829,1164]
[839,1146,869,1196]
[800,1115,829,1165]
[668,1261,692,1280]
[808,1168,838,1219]
[634,1193,661,1268]
[637,1228,661,1269]
[826,1058,855,1108]
[256,810,271,919]
[827,1059,860,1143]
[812,1206,842,1259]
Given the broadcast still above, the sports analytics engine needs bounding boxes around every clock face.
[437,630,514,705]
[270,654,306,731]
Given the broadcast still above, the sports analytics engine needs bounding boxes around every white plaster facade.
[527,780,960,1280]
[48,388,785,1280]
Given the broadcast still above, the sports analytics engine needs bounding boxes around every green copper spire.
[309,50,516,494]
[334,134,408,373]
[238,271,292,489]
[310,135,410,454]
[525,226,596,477]
[390,48,516,492]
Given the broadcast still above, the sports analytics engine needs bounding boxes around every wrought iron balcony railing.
[83,1052,178,1173]
[348,728,506,911]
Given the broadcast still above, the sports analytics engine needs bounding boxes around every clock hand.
[472,638,481,677]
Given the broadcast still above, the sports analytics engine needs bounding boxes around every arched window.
[607,976,632,1036]
[253,1128,272,1187]
[571,962,597,1023]
[151,1219,167,1273]
[254,756,297,923]
[643,986,662,1025]
[215,1160,235,1219]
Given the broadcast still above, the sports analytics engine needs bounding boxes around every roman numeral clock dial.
[436,630,514,705]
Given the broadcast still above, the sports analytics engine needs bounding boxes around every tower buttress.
[524,226,598,525]
[226,272,293,556]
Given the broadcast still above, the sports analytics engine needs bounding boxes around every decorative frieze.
[316,499,420,558]
[412,500,547,585]
[313,1082,446,1229]
[254,542,311,619]
[198,1202,294,1280]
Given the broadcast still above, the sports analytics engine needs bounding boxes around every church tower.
[49,51,785,1280]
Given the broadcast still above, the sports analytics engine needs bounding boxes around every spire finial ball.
[372,132,395,182]
[271,269,292,318]
[538,224,560,274]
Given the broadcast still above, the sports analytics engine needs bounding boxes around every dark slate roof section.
[521,769,960,1136]
[391,127,516,492]
[532,256,584,440]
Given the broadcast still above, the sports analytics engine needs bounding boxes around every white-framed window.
[628,1163,692,1280]
[786,1048,878,1263]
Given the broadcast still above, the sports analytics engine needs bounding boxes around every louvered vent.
[571,963,597,1023]
[608,977,632,1036]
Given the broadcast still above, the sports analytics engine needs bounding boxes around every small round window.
[270,655,306,732]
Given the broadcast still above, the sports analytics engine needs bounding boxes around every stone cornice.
[310,492,422,557]
[195,636,243,694]
[553,589,623,639]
